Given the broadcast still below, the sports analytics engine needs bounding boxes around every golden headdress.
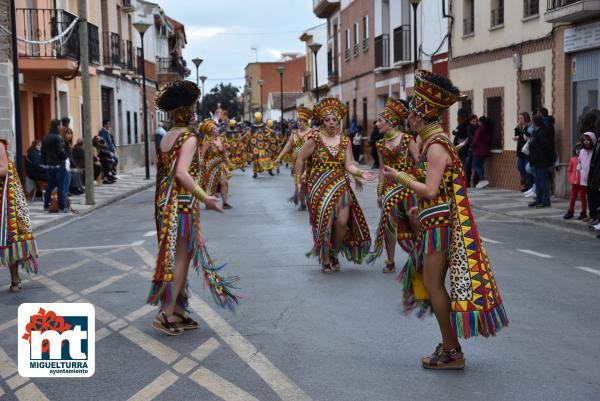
[379,97,409,127]
[313,97,347,122]
[266,119,273,128]
[199,118,218,137]
[296,106,313,123]
[410,70,464,121]
[229,119,236,128]
[154,80,200,126]
[254,112,263,125]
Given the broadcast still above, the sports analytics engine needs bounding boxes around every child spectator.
[580,132,596,221]
[564,145,585,219]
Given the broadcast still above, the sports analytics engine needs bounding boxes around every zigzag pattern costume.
[305,131,371,263]
[0,158,38,273]
[149,128,238,310]
[400,123,507,338]
[367,132,416,263]
[202,139,228,196]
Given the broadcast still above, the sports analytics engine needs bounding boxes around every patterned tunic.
[202,139,227,196]
[367,132,416,264]
[0,157,38,273]
[305,130,371,263]
[400,124,507,339]
[149,128,237,310]
[248,126,273,173]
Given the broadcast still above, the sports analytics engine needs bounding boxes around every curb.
[471,204,598,236]
[33,180,155,233]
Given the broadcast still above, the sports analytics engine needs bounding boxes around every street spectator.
[154,121,167,153]
[351,124,363,163]
[452,108,471,167]
[41,119,69,212]
[61,117,84,196]
[472,116,493,189]
[99,119,118,172]
[465,114,478,186]
[25,140,47,182]
[577,132,596,220]
[564,145,585,220]
[588,115,600,234]
[513,112,533,192]
[369,121,383,169]
[93,136,116,184]
[528,115,554,208]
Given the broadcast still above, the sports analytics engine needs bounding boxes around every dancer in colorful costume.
[275,106,313,210]
[226,119,244,171]
[0,140,38,292]
[295,98,374,273]
[247,112,274,178]
[150,80,238,336]
[266,119,281,174]
[200,118,233,210]
[367,98,419,273]
[382,70,508,369]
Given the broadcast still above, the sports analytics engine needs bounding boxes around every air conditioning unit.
[512,53,522,69]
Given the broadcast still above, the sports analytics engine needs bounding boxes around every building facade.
[448,0,556,192]
[298,22,329,108]
[0,0,15,151]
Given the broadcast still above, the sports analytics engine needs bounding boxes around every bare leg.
[220,172,229,206]
[162,236,192,317]
[422,251,460,349]
[9,263,20,292]
[332,204,350,254]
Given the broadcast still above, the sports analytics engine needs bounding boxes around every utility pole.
[79,0,94,205]
[9,0,24,179]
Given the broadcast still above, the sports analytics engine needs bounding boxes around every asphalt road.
[0,167,599,401]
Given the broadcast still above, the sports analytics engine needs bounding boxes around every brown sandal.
[382,260,396,273]
[152,310,184,336]
[9,281,21,293]
[173,312,199,330]
[322,263,333,274]
[330,254,341,272]
[422,343,465,370]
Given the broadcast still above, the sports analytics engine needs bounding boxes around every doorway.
[486,96,503,150]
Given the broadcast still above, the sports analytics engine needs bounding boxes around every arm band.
[191,185,208,202]
[396,171,417,187]
[351,169,364,178]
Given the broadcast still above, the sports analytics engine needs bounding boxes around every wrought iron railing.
[374,34,390,68]
[124,40,135,71]
[157,56,187,76]
[547,0,579,11]
[103,31,122,66]
[393,25,410,63]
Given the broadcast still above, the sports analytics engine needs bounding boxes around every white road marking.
[191,337,221,362]
[143,230,156,237]
[120,326,180,365]
[80,272,129,295]
[172,357,198,375]
[6,373,28,389]
[133,246,155,268]
[46,259,91,277]
[480,236,501,244]
[124,305,156,322]
[188,297,312,401]
[35,276,73,297]
[575,266,600,277]
[126,371,179,401]
[516,249,553,259]
[15,383,50,401]
[96,327,112,342]
[78,251,134,272]
[189,367,260,401]
[0,319,17,334]
[0,346,17,378]
[38,240,144,253]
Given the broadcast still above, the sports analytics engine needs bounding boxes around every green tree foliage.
[201,83,241,121]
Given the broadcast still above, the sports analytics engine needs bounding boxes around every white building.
[298,23,329,107]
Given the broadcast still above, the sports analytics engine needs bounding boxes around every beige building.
[448,0,555,191]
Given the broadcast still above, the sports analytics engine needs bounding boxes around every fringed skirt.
[203,158,225,196]
[253,149,273,173]
[306,170,371,264]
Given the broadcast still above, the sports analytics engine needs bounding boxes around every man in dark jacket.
[41,119,69,212]
[587,115,600,228]
[528,115,554,208]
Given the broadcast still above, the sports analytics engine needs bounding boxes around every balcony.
[122,0,136,12]
[327,49,339,84]
[124,40,136,72]
[344,48,351,61]
[103,31,122,68]
[374,34,390,69]
[393,25,411,64]
[353,43,359,57]
[157,56,187,83]
[545,0,600,23]
[16,8,100,74]
[362,37,369,52]
[313,0,340,18]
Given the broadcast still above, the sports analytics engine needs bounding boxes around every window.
[393,25,410,62]
[345,29,351,61]
[491,0,504,27]
[362,97,368,135]
[126,111,131,144]
[463,0,474,35]
[353,23,359,57]
[362,16,369,52]
[134,112,138,143]
[523,0,539,18]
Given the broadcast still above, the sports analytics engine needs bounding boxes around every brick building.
[0,0,14,150]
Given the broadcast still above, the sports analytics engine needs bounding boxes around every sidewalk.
[27,167,155,232]
[468,186,599,235]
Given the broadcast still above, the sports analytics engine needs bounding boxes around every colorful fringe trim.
[451,303,509,339]
[0,239,38,273]
[396,248,431,318]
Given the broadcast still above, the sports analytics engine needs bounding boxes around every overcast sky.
[158,0,322,93]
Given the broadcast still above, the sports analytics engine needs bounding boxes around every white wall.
[420,0,448,58]
[98,75,142,146]
[306,23,328,90]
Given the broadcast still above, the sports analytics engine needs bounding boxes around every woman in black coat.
[25,140,48,182]
[528,115,555,208]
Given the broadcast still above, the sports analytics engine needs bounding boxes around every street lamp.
[276,66,285,122]
[192,58,203,115]
[199,75,207,119]
[410,0,421,73]
[133,20,152,180]
[258,79,265,115]
[308,42,322,102]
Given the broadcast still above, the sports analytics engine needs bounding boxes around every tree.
[201,83,241,121]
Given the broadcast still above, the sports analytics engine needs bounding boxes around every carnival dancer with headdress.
[366,98,419,273]
[275,106,313,210]
[295,98,374,273]
[382,70,508,369]
[150,80,238,336]
[266,119,281,174]
[200,118,234,210]
[246,112,275,178]
[0,139,38,292]
[226,119,243,171]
